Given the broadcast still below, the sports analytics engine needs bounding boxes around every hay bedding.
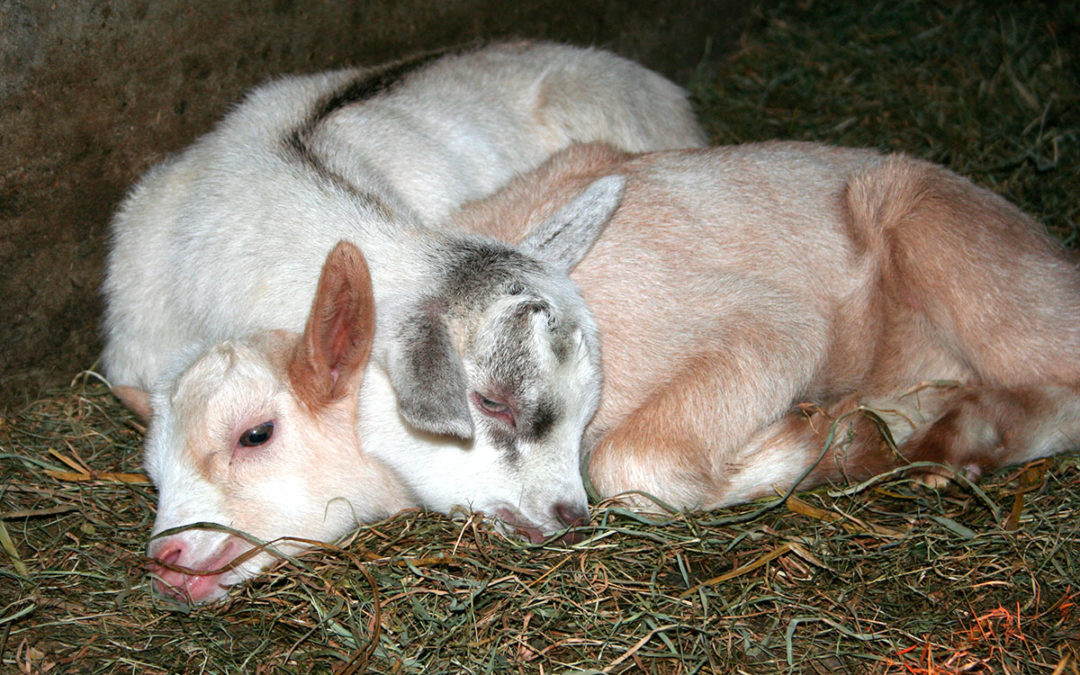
[3,1,1079,672]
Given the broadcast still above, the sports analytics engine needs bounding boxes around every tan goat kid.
[453,141,1080,509]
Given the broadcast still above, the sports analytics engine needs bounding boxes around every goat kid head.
[373,175,626,542]
[132,242,410,605]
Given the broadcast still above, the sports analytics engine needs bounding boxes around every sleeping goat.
[138,138,1080,605]
[452,141,1080,511]
[102,42,705,603]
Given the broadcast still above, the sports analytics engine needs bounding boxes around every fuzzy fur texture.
[454,141,1080,511]
[102,42,706,602]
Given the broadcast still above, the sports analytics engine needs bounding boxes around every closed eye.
[472,393,515,428]
[238,421,275,447]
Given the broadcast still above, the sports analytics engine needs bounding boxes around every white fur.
[141,333,413,603]
[103,42,706,602]
[103,43,704,390]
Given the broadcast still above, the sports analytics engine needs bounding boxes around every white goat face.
[385,270,602,540]
[141,243,409,604]
[463,286,603,539]
[380,177,625,540]
[142,338,328,602]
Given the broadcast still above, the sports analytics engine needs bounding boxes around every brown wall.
[0,0,749,409]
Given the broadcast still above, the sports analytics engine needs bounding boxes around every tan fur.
[454,141,1080,509]
[111,384,153,423]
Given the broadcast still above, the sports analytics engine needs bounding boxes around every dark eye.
[477,395,508,414]
[238,421,274,447]
[472,393,515,428]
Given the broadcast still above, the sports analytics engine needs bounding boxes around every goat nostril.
[552,502,589,546]
[149,539,184,568]
[557,529,587,545]
[554,501,589,528]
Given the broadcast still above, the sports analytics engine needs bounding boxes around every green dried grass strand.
[0,516,29,579]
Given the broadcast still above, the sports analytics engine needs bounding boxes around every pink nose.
[147,538,189,599]
[148,538,183,567]
[552,501,589,545]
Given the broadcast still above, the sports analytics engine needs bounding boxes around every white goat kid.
[142,243,407,602]
[454,141,1080,513]
[103,42,705,603]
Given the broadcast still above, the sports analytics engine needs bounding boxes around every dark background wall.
[0,0,750,410]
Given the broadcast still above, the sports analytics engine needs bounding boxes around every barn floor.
[2,1,1079,672]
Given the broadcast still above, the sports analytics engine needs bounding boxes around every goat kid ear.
[386,305,474,440]
[112,385,153,423]
[519,175,625,271]
[289,241,376,407]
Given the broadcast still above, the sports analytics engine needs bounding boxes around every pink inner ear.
[324,286,357,365]
[290,241,376,406]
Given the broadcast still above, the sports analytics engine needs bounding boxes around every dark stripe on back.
[281,46,464,208]
[311,49,451,123]
[284,46,456,163]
